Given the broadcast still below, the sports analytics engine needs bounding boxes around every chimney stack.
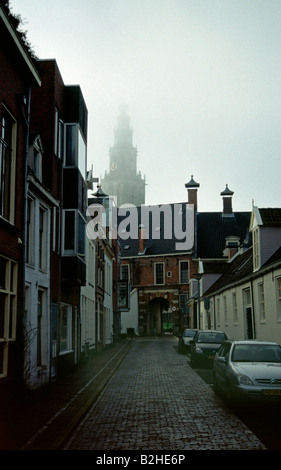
[220,184,234,217]
[138,224,146,254]
[185,175,200,211]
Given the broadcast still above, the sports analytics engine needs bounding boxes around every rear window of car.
[183,330,196,337]
[197,332,226,343]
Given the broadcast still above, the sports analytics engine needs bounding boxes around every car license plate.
[208,355,214,360]
[264,389,281,396]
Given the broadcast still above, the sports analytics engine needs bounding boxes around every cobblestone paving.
[64,337,265,450]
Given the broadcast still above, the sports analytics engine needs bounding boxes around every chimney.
[138,224,146,255]
[220,184,234,217]
[185,175,200,211]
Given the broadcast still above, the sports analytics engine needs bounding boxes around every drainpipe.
[20,87,31,389]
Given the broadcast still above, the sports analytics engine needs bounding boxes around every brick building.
[28,59,88,383]
[119,176,251,336]
[0,3,41,392]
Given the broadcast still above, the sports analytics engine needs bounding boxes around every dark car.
[178,329,198,354]
[190,330,228,368]
[213,339,281,404]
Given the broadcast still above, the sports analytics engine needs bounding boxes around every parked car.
[178,329,198,354]
[190,330,227,368]
[213,339,281,404]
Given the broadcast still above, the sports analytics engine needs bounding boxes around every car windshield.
[197,332,225,343]
[232,344,281,363]
[183,330,196,337]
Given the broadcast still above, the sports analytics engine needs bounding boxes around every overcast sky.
[10,0,281,212]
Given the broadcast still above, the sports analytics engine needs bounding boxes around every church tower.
[100,104,146,207]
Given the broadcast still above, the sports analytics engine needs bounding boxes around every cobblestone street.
[64,337,265,451]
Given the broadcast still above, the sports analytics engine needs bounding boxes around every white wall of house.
[202,266,281,344]
[80,237,95,354]
[252,267,281,343]
[104,253,114,345]
[121,288,139,335]
[24,194,51,390]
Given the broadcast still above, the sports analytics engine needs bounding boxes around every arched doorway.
[147,297,170,336]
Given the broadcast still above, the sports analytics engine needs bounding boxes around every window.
[223,296,228,325]
[65,124,86,180]
[58,120,64,159]
[243,287,254,339]
[26,197,35,265]
[121,264,129,281]
[232,292,238,324]
[54,108,59,156]
[179,261,189,283]
[63,209,85,258]
[258,282,265,322]
[0,256,17,378]
[52,206,60,254]
[276,277,281,322]
[216,298,220,326]
[60,304,72,353]
[37,289,47,367]
[29,136,43,180]
[39,206,47,270]
[179,294,188,310]
[0,107,16,223]
[154,263,164,285]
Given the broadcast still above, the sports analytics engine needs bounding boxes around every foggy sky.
[10,0,281,212]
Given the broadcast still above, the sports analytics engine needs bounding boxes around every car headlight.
[239,375,254,386]
[195,347,203,354]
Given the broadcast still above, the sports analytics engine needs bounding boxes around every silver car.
[213,339,281,404]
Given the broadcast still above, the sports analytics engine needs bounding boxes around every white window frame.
[154,262,165,285]
[223,295,228,325]
[179,260,189,284]
[26,196,35,266]
[232,292,238,325]
[0,106,17,224]
[276,277,281,322]
[0,256,17,378]
[37,288,47,368]
[258,282,265,322]
[59,303,73,354]
[39,205,47,271]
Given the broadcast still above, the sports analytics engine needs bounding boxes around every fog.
[10,0,281,211]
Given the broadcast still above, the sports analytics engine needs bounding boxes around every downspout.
[20,87,31,390]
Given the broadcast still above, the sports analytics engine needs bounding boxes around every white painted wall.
[80,237,96,353]
[24,195,51,390]
[121,288,139,335]
[203,266,281,344]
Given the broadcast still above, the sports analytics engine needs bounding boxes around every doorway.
[147,297,170,336]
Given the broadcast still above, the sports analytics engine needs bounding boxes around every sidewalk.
[0,339,133,450]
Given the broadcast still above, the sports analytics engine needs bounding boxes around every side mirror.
[218,356,227,364]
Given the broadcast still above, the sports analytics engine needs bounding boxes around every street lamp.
[194,273,203,329]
